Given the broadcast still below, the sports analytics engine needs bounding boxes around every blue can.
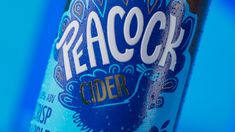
[30,0,210,131]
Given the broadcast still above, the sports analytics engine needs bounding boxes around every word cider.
[30,0,210,132]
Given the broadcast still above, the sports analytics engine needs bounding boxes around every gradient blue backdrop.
[0,0,234,131]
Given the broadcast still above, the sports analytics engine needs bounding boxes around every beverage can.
[30,0,210,131]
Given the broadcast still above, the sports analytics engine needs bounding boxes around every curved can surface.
[30,0,210,131]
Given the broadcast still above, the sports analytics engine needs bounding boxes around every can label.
[31,0,197,131]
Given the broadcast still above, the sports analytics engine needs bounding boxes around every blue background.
[0,0,234,131]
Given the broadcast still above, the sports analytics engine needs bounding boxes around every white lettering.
[141,11,166,64]
[159,14,185,70]
[72,34,88,75]
[56,20,79,80]
[124,7,144,46]
[107,6,134,62]
[87,11,110,68]
[56,6,186,79]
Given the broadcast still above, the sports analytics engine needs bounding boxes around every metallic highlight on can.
[30,0,210,131]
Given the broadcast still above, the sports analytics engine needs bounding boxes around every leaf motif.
[123,0,129,5]
[147,0,159,14]
[149,126,159,132]
[92,0,107,17]
[161,120,170,129]
[72,0,86,22]
[161,77,178,92]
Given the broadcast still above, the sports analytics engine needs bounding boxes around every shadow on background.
[0,0,234,131]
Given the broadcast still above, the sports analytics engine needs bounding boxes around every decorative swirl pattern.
[54,65,65,88]
[61,15,70,33]
[108,64,121,74]
[58,81,81,109]
[123,65,135,75]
